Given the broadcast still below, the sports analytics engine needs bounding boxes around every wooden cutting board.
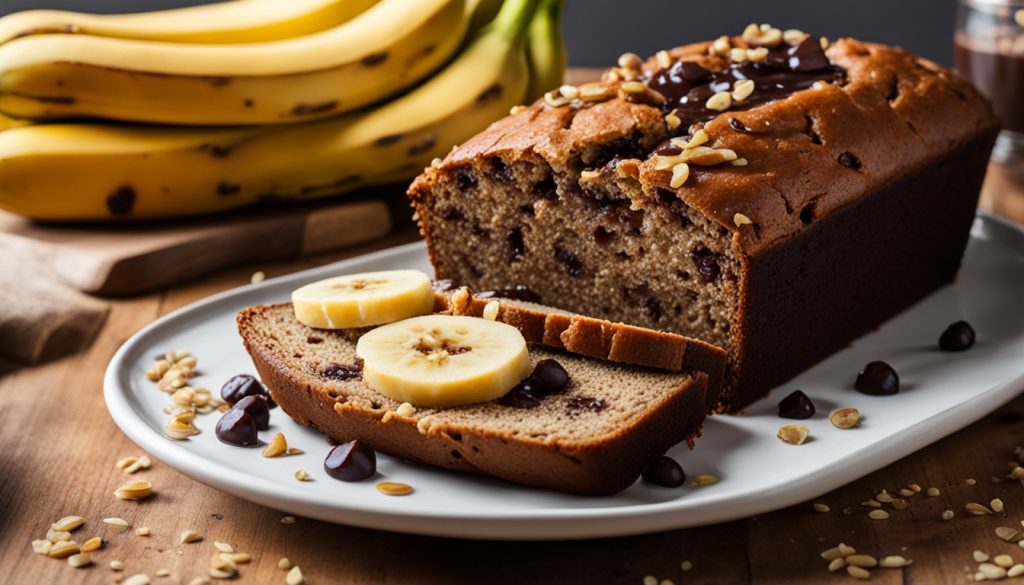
[0,194,399,295]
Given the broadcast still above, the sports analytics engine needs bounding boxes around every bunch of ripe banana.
[0,0,566,220]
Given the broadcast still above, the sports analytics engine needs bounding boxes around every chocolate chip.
[215,408,258,447]
[939,320,975,352]
[106,186,136,216]
[497,382,542,408]
[594,225,615,245]
[232,395,270,431]
[788,36,830,72]
[554,245,584,277]
[531,359,570,394]
[677,61,712,82]
[690,247,722,282]
[324,440,376,482]
[220,374,275,408]
[374,134,402,147]
[491,158,513,183]
[642,456,686,487]
[505,227,525,262]
[440,206,464,221]
[838,152,862,169]
[476,285,541,303]
[855,361,900,396]
[778,390,815,419]
[534,175,558,200]
[306,336,323,344]
[565,396,608,416]
[323,362,362,381]
[456,169,478,192]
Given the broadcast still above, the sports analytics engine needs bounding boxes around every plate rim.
[103,211,1024,540]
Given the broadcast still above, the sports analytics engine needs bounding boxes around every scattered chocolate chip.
[306,336,323,344]
[440,206,464,221]
[375,134,402,147]
[106,186,136,216]
[565,396,608,416]
[838,152,862,169]
[855,361,900,396]
[216,181,240,196]
[531,359,570,394]
[939,320,975,352]
[497,382,542,408]
[475,284,541,303]
[642,456,686,487]
[778,390,815,419]
[690,247,722,282]
[232,395,270,431]
[788,36,830,72]
[215,408,258,447]
[324,440,376,482]
[554,245,584,277]
[323,362,362,381]
[505,227,525,262]
[477,83,502,103]
[361,52,388,66]
[676,61,712,82]
[221,374,276,408]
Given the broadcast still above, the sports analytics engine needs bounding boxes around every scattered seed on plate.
[941,509,954,520]
[31,540,52,555]
[828,558,845,572]
[979,563,1008,579]
[898,488,914,497]
[294,469,312,481]
[51,515,85,532]
[214,542,234,553]
[155,569,171,577]
[1009,564,1024,578]
[250,271,266,284]
[179,530,202,544]
[286,565,304,585]
[103,517,130,528]
[114,479,154,501]
[123,574,151,585]
[681,560,693,571]
[813,503,830,513]
[280,516,297,525]
[846,554,878,567]
[966,478,977,485]
[974,550,990,563]
[136,526,152,536]
[847,565,871,580]
[777,424,809,445]
[829,408,860,429]
[376,481,413,496]
[110,559,125,571]
[692,474,719,486]
[82,537,103,552]
[926,487,940,497]
[47,541,81,559]
[278,557,292,570]
[262,432,288,458]
[868,509,890,520]
[992,498,1005,512]
[997,526,1019,541]
[862,499,881,508]
[994,554,1015,568]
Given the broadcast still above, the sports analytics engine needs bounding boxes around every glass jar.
[956,0,1024,176]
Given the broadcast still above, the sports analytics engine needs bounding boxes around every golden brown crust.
[410,38,997,256]
[237,304,709,495]
[435,288,727,410]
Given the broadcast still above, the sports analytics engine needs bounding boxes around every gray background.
[0,0,960,66]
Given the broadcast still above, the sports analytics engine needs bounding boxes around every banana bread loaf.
[408,26,999,411]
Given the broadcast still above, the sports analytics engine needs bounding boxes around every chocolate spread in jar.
[955,30,1024,132]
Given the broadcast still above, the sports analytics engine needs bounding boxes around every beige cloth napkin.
[0,235,109,364]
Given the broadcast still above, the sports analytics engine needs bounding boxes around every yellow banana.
[525,0,567,101]
[0,0,540,221]
[0,0,470,125]
[0,0,380,46]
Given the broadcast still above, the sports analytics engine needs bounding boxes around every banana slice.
[356,315,531,407]
[291,270,434,329]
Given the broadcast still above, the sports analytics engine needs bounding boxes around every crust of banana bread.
[238,303,710,495]
[433,287,727,410]
[408,35,999,410]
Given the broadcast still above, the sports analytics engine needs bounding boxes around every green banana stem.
[490,0,541,44]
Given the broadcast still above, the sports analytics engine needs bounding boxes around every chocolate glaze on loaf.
[408,31,999,411]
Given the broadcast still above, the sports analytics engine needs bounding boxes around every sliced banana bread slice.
[433,286,727,410]
[238,303,709,495]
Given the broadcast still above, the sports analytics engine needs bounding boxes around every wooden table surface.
[2,166,1023,585]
